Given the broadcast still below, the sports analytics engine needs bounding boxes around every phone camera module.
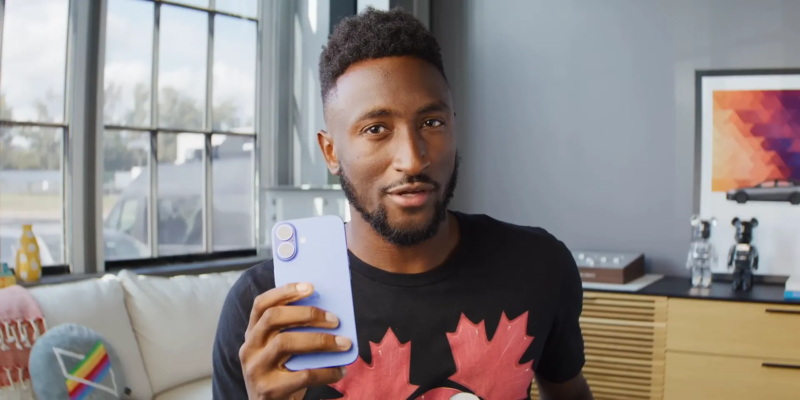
[276,224,294,241]
[276,242,296,260]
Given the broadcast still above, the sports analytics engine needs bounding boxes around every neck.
[346,210,460,274]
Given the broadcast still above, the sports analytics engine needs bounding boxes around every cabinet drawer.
[665,352,800,400]
[667,298,800,360]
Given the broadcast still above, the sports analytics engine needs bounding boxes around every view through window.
[0,0,70,268]
[102,0,257,261]
[0,0,260,270]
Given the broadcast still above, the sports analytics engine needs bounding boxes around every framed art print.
[697,69,800,276]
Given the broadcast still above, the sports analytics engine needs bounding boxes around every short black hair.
[319,7,447,104]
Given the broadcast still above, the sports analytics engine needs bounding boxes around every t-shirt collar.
[347,211,469,287]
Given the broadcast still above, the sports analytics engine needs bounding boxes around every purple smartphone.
[271,215,359,371]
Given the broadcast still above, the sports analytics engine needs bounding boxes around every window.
[0,0,70,268]
[118,199,140,236]
[102,0,257,263]
[0,0,331,274]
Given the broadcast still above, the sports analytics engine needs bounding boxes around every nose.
[391,125,430,176]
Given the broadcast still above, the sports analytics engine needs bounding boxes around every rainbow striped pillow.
[28,324,129,400]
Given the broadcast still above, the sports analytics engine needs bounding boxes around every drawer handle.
[762,362,800,370]
[765,308,800,315]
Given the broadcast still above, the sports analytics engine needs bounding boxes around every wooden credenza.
[664,298,800,400]
[531,291,668,400]
[530,287,800,400]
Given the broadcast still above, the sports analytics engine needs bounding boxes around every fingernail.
[335,336,351,349]
[325,312,338,323]
[340,367,347,376]
[296,283,312,293]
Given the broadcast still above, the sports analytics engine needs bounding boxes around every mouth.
[386,183,436,208]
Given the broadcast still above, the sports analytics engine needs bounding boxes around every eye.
[364,125,386,135]
[423,119,444,128]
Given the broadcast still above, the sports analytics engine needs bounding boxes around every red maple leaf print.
[330,328,418,399]
[446,312,534,400]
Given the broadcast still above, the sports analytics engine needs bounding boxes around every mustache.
[380,174,441,194]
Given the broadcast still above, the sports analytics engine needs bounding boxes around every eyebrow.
[355,108,393,123]
[416,101,451,115]
[354,101,451,124]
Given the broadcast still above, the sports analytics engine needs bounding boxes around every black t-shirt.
[212,212,585,399]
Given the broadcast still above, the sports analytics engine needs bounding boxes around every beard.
[339,152,460,246]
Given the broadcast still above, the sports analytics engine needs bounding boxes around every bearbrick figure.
[686,215,717,288]
[728,218,759,292]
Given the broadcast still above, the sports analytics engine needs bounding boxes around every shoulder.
[213,262,276,396]
[455,211,571,257]
[225,259,277,314]
[455,211,578,284]
[240,259,277,294]
[215,260,276,344]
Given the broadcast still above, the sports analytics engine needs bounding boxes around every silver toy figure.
[728,217,759,292]
[686,215,718,288]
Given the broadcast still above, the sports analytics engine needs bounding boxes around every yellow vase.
[15,224,42,283]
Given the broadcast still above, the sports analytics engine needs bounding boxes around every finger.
[266,332,352,367]
[249,306,339,346]
[286,367,347,389]
[247,283,314,331]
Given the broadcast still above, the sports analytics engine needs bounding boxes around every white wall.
[433,0,800,276]
[291,0,332,187]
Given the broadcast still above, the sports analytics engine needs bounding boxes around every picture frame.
[695,69,800,277]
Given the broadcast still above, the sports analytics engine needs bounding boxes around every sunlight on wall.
[308,0,318,34]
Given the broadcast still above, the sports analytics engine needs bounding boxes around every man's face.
[319,56,458,246]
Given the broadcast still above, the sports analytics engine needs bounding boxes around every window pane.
[169,0,208,8]
[213,16,256,133]
[157,133,204,256]
[0,0,69,123]
[215,0,258,18]
[104,0,154,127]
[212,134,253,251]
[159,6,207,130]
[102,130,151,260]
[0,125,63,266]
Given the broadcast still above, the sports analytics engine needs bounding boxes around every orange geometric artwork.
[712,90,800,192]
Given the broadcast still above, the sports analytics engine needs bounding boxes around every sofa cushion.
[118,269,243,395]
[153,377,211,400]
[29,275,153,400]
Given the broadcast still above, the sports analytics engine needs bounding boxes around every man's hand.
[535,373,594,400]
[239,282,351,400]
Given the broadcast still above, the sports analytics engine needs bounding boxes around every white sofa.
[18,268,244,400]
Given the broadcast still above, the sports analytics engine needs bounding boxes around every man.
[213,7,592,400]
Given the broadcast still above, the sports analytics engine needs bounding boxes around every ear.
[731,217,740,227]
[750,218,759,227]
[317,130,341,176]
[690,214,700,226]
[710,217,717,226]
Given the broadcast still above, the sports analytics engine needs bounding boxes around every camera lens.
[276,224,294,241]
[277,242,296,259]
